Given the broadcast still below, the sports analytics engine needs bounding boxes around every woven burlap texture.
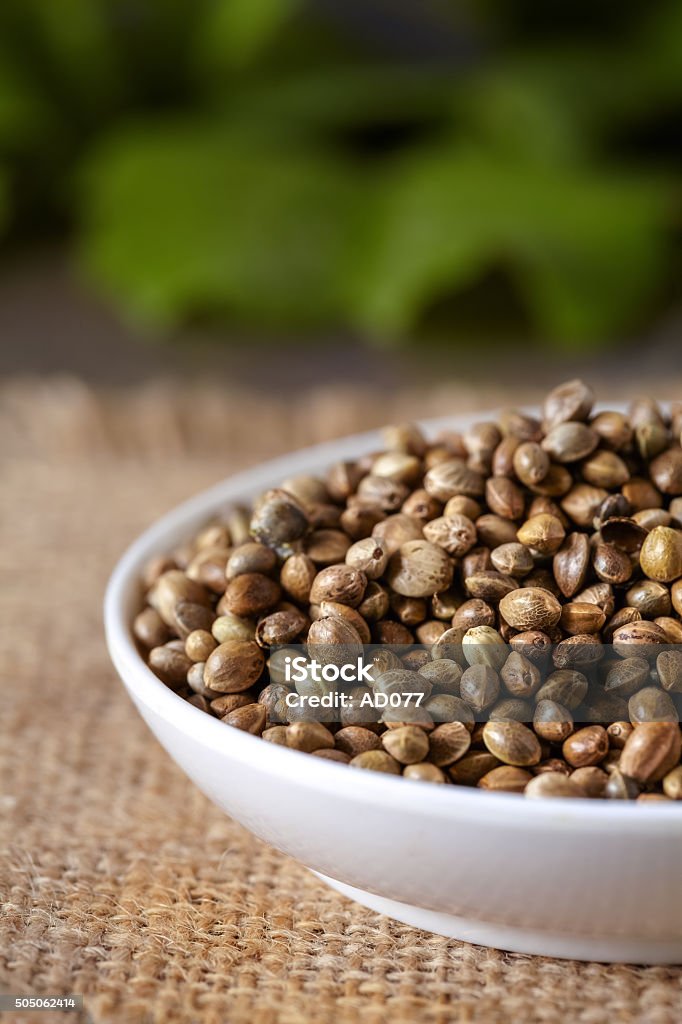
[3,376,682,1024]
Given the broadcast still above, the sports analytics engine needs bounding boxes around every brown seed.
[489,698,534,722]
[560,602,606,636]
[249,488,309,550]
[204,640,265,694]
[612,620,669,658]
[387,540,454,598]
[459,664,500,712]
[428,721,472,766]
[639,526,682,583]
[591,410,633,450]
[500,652,541,698]
[662,765,682,800]
[581,450,630,488]
[655,616,682,644]
[485,476,525,521]
[604,657,650,697]
[599,517,648,553]
[349,750,402,774]
[133,607,170,649]
[357,474,408,512]
[650,448,682,495]
[525,772,584,799]
[382,726,430,765]
[335,727,382,758]
[345,537,389,579]
[210,692,253,717]
[499,587,562,632]
[453,599,496,631]
[550,534,589,600]
[563,726,609,767]
[534,700,573,743]
[309,565,367,607]
[319,602,371,644]
[226,542,277,580]
[262,725,289,745]
[312,748,351,763]
[535,670,589,710]
[287,721,335,753]
[543,379,595,428]
[571,766,609,798]
[279,553,317,604]
[185,629,217,662]
[464,570,518,603]
[423,514,477,556]
[479,766,532,793]
[148,570,212,628]
[444,495,482,520]
[512,441,550,487]
[419,658,462,694]
[403,763,446,784]
[148,642,193,687]
[223,573,281,617]
[449,751,501,785]
[476,514,518,548]
[542,421,599,463]
[604,769,640,800]
[212,612,256,643]
[592,542,632,585]
[402,488,442,522]
[482,720,541,767]
[255,609,308,648]
[223,703,266,735]
[305,529,352,566]
[618,720,675,782]
[628,687,678,724]
[424,695,475,730]
[657,650,682,693]
[424,458,485,501]
[626,580,671,619]
[490,543,534,579]
[606,721,634,749]
[561,485,609,528]
[618,722,681,783]
[516,514,565,555]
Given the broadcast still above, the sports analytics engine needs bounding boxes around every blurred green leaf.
[349,146,672,344]
[78,119,359,327]
[196,0,302,72]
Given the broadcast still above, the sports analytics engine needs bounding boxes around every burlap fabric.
[3,376,682,1024]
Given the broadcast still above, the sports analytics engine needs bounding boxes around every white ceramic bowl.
[104,412,682,964]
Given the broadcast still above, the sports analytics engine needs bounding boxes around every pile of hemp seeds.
[134,380,682,800]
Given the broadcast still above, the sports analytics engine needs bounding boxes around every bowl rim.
[104,408,682,833]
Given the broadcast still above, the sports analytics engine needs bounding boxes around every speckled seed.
[418,658,462,694]
[525,773,584,799]
[534,670,589,710]
[499,588,562,632]
[387,540,454,598]
[604,657,650,696]
[203,640,265,694]
[423,514,477,556]
[517,514,566,556]
[542,422,598,462]
[448,752,501,786]
[349,750,402,774]
[428,722,472,766]
[381,726,430,765]
[533,700,573,744]
[222,703,266,735]
[657,650,682,692]
[500,652,541,698]
[459,664,500,712]
[334,727,382,758]
[482,721,542,767]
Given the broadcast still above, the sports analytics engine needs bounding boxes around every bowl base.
[315,873,682,964]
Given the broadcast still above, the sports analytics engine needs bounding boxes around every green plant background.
[0,0,680,348]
